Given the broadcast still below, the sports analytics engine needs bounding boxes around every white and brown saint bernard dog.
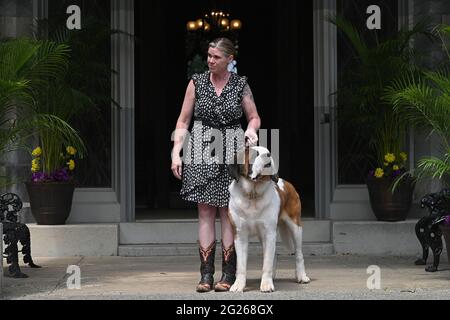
[227,146,310,293]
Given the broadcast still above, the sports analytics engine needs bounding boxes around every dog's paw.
[425,265,438,272]
[297,274,310,284]
[260,278,275,293]
[230,279,246,292]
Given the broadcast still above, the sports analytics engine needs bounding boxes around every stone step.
[10,219,445,258]
[118,242,334,257]
[119,219,331,245]
[27,224,119,257]
[333,220,447,256]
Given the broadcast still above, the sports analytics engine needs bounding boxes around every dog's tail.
[278,220,295,254]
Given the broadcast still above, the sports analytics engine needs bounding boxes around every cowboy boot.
[214,240,236,292]
[196,240,216,292]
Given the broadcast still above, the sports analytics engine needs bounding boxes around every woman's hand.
[244,128,258,147]
[171,155,183,180]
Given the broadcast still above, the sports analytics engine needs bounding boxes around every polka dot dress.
[180,71,248,207]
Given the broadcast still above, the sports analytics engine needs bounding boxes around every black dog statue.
[414,188,450,272]
[1,192,41,278]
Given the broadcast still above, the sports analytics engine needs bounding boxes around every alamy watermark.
[366,5,382,30]
[66,5,81,30]
[66,265,81,290]
[366,265,381,290]
[171,125,280,171]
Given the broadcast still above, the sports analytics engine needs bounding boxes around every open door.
[135,0,316,220]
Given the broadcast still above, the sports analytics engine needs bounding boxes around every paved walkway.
[1,254,450,300]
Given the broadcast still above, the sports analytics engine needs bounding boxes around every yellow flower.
[31,158,40,172]
[66,146,77,156]
[31,146,42,157]
[374,168,384,178]
[67,159,75,171]
[384,153,395,163]
[393,165,399,170]
[400,152,407,162]
[384,162,389,167]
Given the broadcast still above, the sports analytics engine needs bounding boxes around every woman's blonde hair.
[208,37,236,58]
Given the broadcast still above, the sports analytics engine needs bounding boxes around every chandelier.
[186,10,242,33]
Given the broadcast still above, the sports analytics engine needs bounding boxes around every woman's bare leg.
[218,207,234,248]
[198,203,217,248]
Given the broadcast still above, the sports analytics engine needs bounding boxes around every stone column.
[313,0,337,220]
[0,0,36,222]
[0,0,34,38]
[413,0,450,68]
[412,0,450,195]
[111,0,135,222]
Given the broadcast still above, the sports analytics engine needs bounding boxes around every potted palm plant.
[329,16,432,221]
[386,25,449,187]
[385,24,450,261]
[0,42,29,189]
[0,37,89,225]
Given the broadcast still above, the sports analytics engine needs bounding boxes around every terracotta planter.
[440,224,450,267]
[366,176,415,221]
[25,181,75,225]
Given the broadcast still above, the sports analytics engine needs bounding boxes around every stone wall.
[0,0,34,38]
[413,0,449,69]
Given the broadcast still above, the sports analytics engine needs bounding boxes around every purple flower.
[368,170,375,177]
[32,172,47,182]
[31,168,72,182]
[51,168,70,182]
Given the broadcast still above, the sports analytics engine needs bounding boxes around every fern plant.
[385,25,450,188]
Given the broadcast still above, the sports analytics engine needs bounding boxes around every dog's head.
[227,146,279,183]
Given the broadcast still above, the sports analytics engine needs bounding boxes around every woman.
[171,37,261,292]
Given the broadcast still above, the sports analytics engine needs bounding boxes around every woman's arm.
[241,84,261,145]
[171,80,195,179]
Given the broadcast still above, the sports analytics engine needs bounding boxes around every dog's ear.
[229,147,247,181]
[271,174,279,183]
[227,164,240,182]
